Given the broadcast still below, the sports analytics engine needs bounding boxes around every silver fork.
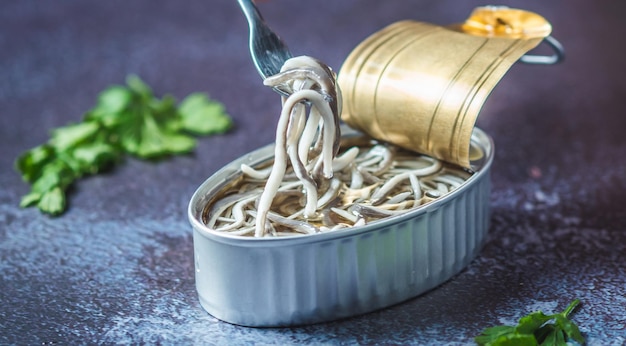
[237,0,293,96]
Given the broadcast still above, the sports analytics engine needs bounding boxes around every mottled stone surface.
[1,1,625,344]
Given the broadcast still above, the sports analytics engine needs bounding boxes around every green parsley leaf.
[15,144,55,183]
[474,326,517,345]
[15,75,233,215]
[93,86,132,120]
[126,74,153,100]
[534,324,556,343]
[489,333,537,346]
[50,122,100,151]
[179,93,233,135]
[515,311,553,335]
[554,315,585,344]
[72,142,120,172]
[37,187,66,215]
[475,300,584,346]
[19,192,42,208]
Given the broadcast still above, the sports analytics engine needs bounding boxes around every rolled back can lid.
[338,7,551,168]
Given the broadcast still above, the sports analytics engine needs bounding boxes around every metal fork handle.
[237,0,263,34]
[237,0,293,96]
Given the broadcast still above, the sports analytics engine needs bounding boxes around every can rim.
[188,126,494,247]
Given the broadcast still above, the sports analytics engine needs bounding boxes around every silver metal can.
[188,126,493,327]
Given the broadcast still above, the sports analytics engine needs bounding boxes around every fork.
[237,0,293,96]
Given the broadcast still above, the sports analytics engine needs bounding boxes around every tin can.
[188,126,493,327]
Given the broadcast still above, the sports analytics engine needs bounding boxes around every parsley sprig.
[16,75,233,215]
[475,299,585,346]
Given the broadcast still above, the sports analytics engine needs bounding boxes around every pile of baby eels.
[205,56,472,237]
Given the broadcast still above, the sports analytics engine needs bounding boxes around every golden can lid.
[338,7,561,169]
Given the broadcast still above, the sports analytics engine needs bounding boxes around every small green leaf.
[133,125,196,158]
[179,93,232,135]
[116,119,143,155]
[178,92,208,114]
[151,96,184,133]
[516,311,553,335]
[72,142,120,172]
[475,325,516,345]
[15,144,54,183]
[150,94,178,116]
[126,75,152,100]
[539,327,565,346]
[534,324,556,343]
[161,132,196,154]
[37,187,66,215]
[31,171,62,194]
[554,315,585,344]
[96,86,132,114]
[31,167,71,194]
[491,333,537,346]
[555,329,565,345]
[20,192,41,207]
[50,122,99,151]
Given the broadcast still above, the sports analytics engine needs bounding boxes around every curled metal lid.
[338,7,562,168]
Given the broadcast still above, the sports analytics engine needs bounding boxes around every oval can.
[188,127,494,327]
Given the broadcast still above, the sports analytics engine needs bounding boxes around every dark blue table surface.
[1,1,625,344]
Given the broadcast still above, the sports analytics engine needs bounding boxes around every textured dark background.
[1,0,625,344]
